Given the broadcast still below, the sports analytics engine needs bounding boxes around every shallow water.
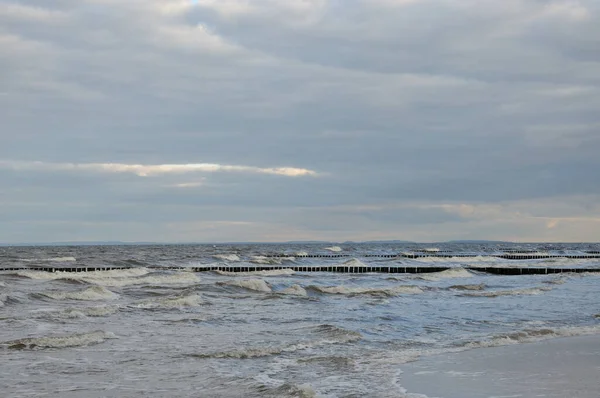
[1,243,599,397]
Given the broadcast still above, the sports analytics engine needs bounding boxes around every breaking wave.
[278,285,307,296]
[250,256,295,265]
[465,325,600,349]
[2,330,117,350]
[213,254,240,262]
[41,286,119,301]
[20,256,77,262]
[325,246,342,252]
[309,284,422,296]
[132,293,203,309]
[84,272,199,287]
[418,267,473,281]
[17,268,198,287]
[219,279,272,293]
[38,305,120,320]
[215,269,295,277]
[343,258,367,267]
[193,325,361,359]
[17,268,150,280]
[462,287,551,297]
[449,283,486,291]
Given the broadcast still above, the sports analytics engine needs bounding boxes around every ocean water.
[1,242,599,397]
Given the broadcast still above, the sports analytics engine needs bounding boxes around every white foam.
[17,268,150,280]
[463,287,551,297]
[133,293,203,309]
[3,330,117,350]
[343,258,367,267]
[215,269,295,277]
[84,272,200,287]
[311,284,423,296]
[21,256,77,262]
[296,251,308,256]
[42,305,120,319]
[42,286,119,301]
[278,285,308,296]
[220,279,272,292]
[250,256,295,265]
[467,324,600,349]
[325,246,342,252]
[418,268,473,281]
[195,326,361,359]
[213,254,240,262]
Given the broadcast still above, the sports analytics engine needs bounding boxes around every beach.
[400,334,600,398]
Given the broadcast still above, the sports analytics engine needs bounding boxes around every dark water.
[1,242,599,397]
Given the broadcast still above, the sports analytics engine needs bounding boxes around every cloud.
[0,0,599,242]
[0,160,318,177]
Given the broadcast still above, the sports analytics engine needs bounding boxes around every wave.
[465,325,600,349]
[17,268,150,280]
[343,258,367,267]
[38,305,120,320]
[193,325,361,359]
[543,278,566,285]
[255,379,316,398]
[250,256,295,265]
[213,254,240,262]
[2,330,116,350]
[17,268,198,287]
[40,286,119,301]
[278,285,307,296]
[20,256,77,262]
[219,279,272,293]
[132,293,203,309]
[461,287,551,297]
[448,283,486,291]
[83,272,200,287]
[296,251,308,256]
[417,267,473,281]
[215,269,295,277]
[309,284,422,296]
[325,246,342,252]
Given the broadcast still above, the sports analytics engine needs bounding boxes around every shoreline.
[399,333,600,398]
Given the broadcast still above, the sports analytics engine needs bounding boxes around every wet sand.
[400,335,600,398]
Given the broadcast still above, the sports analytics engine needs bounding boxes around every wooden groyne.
[268,253,600,260]
[2,265,600,275]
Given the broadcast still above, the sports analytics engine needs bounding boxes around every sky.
[1,0,599,243]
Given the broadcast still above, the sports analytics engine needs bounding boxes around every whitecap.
[213,254,240,262]
[310,285,422,296]
[17,268,150,280]
[418,267,473,281]
[132,293,203,309]
[278,285,307,296]
[343,258,367,267]
[462,287,551,297]
[41,286,119,301]
[250,256,295,265]
[219,279,272,293]
[3,330,117,350]
[20,256,77,262]
[215,269,295,277]
[325,246,342,252]
[465,324,600,349]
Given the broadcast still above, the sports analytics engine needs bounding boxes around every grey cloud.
[1,0,599,242]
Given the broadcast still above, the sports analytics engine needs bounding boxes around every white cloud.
[0,161,318,177]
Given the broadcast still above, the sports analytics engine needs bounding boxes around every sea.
[1,242,599,397]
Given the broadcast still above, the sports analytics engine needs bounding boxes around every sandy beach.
[400,334,600,398]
